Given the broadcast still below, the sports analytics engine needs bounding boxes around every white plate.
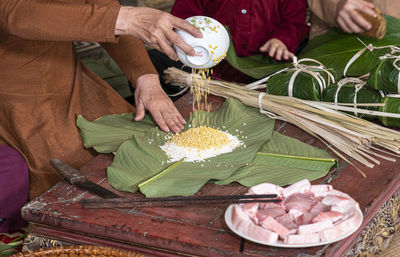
[224,201,363,248]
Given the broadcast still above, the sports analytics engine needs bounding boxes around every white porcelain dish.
[224,190,363,248]
[174,16,230,69]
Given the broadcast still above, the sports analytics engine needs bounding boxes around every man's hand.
[116,7,202,61]
[336,0,376,33]
[134,74,186,133]
[259,38,294,61]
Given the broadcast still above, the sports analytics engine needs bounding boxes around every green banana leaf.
[322,83,382,119]
[76,114,156,153]
[379,96,400,127]
[226,16,400,79]
[266,68,335,101]
[78,98,335,197]
[215,132,336,187]
[107,98,275,197]
[368,57,400,93]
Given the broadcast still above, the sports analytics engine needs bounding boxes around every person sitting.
[307,0,400,38]
[0,0,201,232]
[148,0,310,99]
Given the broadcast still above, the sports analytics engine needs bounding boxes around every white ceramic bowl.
[174,16,230,69]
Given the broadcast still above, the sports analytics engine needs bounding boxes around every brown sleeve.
[307,0,340,27]
[0,0,120,42]
[101,36,158,86]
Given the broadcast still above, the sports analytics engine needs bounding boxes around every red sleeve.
[270,0,310,53]
[0,0,120,43]
[171,0,207,19]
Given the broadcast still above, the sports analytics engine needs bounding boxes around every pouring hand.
[115,7,202,61]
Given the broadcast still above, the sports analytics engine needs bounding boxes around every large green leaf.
[216,132,336,187]
[226,16,400,79]
[107,98,275,197]
[76,113,155,153]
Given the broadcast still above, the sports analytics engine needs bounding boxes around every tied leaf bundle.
[165,67,400,176]
[245,58,336,101]
[367,47,400,93]
[322,77,383,119]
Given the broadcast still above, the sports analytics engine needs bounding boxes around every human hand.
[336,0,376,33]
[134,74,186,133]
[259,38,294,61]
[115,7,202,61]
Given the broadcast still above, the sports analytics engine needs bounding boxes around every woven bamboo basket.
[9,245,146,257]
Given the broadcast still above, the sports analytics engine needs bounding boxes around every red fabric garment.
[171,0,310,56]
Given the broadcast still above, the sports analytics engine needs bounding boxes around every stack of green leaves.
[226,16,400,79]
[77,99,336,197]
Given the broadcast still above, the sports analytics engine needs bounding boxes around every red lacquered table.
[21,94,400,257]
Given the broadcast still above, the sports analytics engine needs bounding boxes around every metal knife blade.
[50,158,119,198]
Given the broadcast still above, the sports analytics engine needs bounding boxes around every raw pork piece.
[260,216,290,239]
[249,183,283,196]
[298,219,334,234]
[284,193,315,213]
[310,201,330,214]
[312,211,344,223]
[256,206,287,221]
[299,201,331,225]
[240,202,259,223]
[232,205,279,243]
[284,233,320,244]
[321,195,350,206]
[310,184,333,197]
[299,212,317,225]
[276,213,298,230]
[319,210,362,241]
[282,179,311,198]
[259,202,282,210]
[331,202,358,217]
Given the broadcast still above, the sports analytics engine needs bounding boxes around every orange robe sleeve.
[0,0,120,42]
[0,0,157,85]
[102,37,158,86]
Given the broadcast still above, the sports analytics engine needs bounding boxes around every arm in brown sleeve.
[307,0,340,27]
[0,0,120,42]
[101,36,158,86]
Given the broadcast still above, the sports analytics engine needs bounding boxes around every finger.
[356,2,376,17]
[134,102,146,121]
[170,105,186,125]
[161,111,181,133]
[168,31,196,56]
[151,109,171,133]
[283,50,291,60]
[156,32,179,61]
[268,44,278,58]
[172,17,203,38]
[275,48,283,61]
[341,11,364,33]
[349,9,372,31]
[259,42,270,52]
[337,16,353,33]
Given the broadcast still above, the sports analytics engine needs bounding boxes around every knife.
[50,158,119,198]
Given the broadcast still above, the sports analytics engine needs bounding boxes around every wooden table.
[21,94,400,256]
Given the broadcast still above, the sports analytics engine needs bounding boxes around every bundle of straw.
[165,67,400,177]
